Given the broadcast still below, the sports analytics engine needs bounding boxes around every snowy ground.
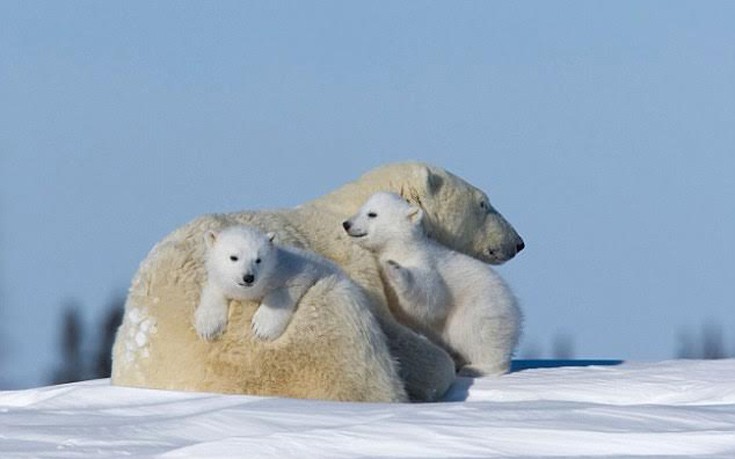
[2,360,734,458]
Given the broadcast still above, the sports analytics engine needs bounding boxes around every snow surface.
[2,360,735,458]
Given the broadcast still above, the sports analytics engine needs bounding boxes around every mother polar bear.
[111,162,524,402]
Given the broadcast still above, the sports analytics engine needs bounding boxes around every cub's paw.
[194,305,228,341]
[385,259,402,269]
[251,306,291,341]
[381,259,403,275]
[382,259,410,286]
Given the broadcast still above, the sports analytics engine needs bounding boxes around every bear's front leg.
[251,287,297,341]
[194,283,230,340]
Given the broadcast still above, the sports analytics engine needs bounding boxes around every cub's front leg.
[381,259,448,328]
[194,283,230,340]
[381,259,415,298]
[251,287,299,341]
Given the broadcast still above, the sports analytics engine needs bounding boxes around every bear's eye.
[255,258,261,264]
[230,255,238,262]
[367,212,378,218]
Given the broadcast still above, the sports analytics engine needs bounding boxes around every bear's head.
[204,225,278,300]
[359,163,524,264]
[343,192,425,252]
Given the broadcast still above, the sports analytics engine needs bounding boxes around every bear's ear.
[266,232,277,244]
[418,165,443,195]
[406,206,424,224]
[204,230,218,248]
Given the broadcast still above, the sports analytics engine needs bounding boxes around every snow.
[2,360,734,458]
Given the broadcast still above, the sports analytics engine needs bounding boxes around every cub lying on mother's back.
[196,225,341,341]
[344,192,522,376]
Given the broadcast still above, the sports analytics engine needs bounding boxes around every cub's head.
[343,192,424,252]
[204,225,277,299]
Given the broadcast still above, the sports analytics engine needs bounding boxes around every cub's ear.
[204,230,218,248]
[266,232,277,243]
[406,206,424,224]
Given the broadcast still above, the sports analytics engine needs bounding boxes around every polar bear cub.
[344,192,522,376]
[195,225,338,341]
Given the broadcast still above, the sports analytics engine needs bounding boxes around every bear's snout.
[342,221,351,231]
[242,274,255,285]
[516,240,525,253]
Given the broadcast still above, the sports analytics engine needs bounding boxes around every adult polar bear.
[111,162,524,402]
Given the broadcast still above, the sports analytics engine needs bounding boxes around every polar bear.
[196,225,342,342]
[111,162,524,402]
[344,192,522,376]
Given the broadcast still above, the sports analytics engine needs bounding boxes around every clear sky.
[1,1,734,388]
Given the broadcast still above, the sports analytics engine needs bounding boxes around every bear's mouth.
[347,232,367,238]
[237,282,253,287]
[485,248,509,265]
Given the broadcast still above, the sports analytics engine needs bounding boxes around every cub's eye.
[230,255,238,262]
[479,201,487,210]
[255,258,261,264]
[367,212,377,218]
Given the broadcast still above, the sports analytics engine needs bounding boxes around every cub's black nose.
[342,221,351,231]
[516,240,525,253]
[243,274,255,284]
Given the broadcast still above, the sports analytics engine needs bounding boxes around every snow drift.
[2,360,735,458]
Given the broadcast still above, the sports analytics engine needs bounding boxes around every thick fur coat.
[111,162,523,402]
[345,192,522,376]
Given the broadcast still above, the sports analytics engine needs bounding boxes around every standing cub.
[344,192,522,376]
[195,225,338,341]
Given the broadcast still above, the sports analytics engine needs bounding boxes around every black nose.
[516,240,525,253]
[342,221,351,231]
[243,274,254,284]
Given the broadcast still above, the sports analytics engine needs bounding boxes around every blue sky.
[1,1,734,388]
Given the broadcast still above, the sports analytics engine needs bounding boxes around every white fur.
[196,225,339,341]
[112,162,524,402]
[345,192,522,376]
